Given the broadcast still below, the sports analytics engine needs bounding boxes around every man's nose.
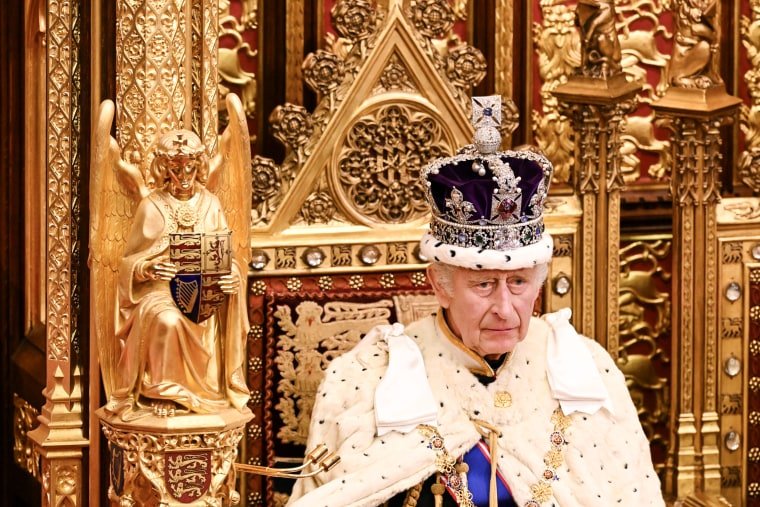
[490,284,514,319]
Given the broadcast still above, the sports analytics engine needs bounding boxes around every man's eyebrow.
[466,274,495,282]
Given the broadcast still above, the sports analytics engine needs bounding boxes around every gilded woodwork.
[24,0,46,333]
[332,103,452,225]
[554,13,640,354]
[666,0,721,88]
[575,0,622,78]
[532,0,673,186]
[654,53,740,498]
[191,0,220,157]
[99,410,248,504]
[219,0,257,125]
[715,198,760,505]
[286,0,305,104]
[116,0,189,180]
[494,0,514,118]
[29,0,87,502]
[13,394,40,481]
[741,0,760,193]
[532,0,579,185]
[116,0,222,179]
[251,0,480,242]
[618,238,672,477]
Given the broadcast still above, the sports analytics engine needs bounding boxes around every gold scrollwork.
[219,0,258,124]
[532,0,580,185]
[273,301,393,444]
[618,240,672,458]
[13,394,40,480]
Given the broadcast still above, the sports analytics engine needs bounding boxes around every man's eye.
[476,281,493,290]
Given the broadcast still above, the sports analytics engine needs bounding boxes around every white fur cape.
[287,313,664,507]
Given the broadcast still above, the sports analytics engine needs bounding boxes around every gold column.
[28,0,88,503]
[116,0,219,170]
[554,75,640,354]
[653,88,739,503]
[652,0,739,500]
[191,0,219,156]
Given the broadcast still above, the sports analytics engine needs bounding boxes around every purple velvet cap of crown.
[427,156,546,223]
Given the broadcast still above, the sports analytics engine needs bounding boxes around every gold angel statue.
[89,94,252,420]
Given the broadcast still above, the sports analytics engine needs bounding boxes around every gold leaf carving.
[333,103,453,224]
[373,53,418,94]
[219,0,258,126]
[741,0,760,192]
[13,394,40,480]
[532,0,580,184]
[274,301,393,444]
[618,239,671,455]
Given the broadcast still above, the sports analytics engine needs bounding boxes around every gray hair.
[428,261,550,297]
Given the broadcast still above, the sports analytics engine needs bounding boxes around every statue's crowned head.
[151,129,209,192]
[420,96,554,271]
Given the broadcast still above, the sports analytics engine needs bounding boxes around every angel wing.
[89,99,147,398]
[209,93,252,271]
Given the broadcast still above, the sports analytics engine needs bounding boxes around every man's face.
[430,265,543,358]
[166,156,199,199]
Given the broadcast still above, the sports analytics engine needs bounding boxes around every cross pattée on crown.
[471,96,502,130]
[172,133,190,149]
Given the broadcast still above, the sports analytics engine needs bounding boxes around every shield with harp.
[169,232,232,323]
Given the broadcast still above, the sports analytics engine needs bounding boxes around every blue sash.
[446,440,517,507]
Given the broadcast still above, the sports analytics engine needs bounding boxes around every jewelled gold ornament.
[494,391,512,408]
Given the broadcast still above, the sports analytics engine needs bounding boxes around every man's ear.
[426,264,452,309]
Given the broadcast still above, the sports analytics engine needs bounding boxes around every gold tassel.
[471,418,503,507]
[403,481,423,507]
[431,473,445,507]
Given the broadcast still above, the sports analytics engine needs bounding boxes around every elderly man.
[288,97,664,507]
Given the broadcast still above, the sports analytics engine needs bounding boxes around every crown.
[420,96,554,269]
[154,130,206,160]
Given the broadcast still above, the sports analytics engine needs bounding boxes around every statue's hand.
[148,258,179,281]
[218,272,240,295]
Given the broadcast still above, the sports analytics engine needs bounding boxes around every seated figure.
[107,130,250,418]
[288,97,664,506]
